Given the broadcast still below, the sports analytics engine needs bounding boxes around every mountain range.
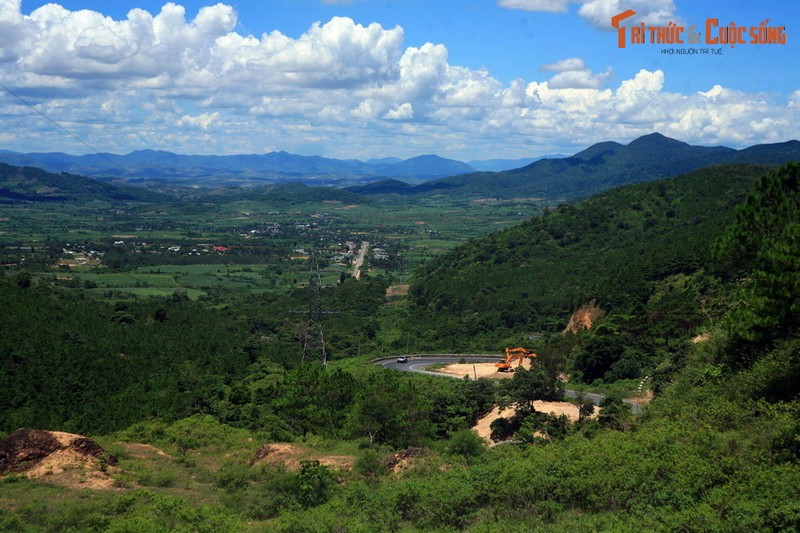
[1,133,798,202]
[0,149,480,186]
[0,148,589,187]
[349,133,800,200]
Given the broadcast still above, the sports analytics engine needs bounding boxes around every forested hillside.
[408,164,763,338]
[0,163,167,203]
[0,163,797,532]
[0,276,393,435]
[403,162,800,396]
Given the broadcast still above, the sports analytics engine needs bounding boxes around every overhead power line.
[0,81,131,176]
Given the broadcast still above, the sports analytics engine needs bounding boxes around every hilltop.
[353,133,800,200]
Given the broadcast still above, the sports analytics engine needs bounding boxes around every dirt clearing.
[253,443,354,472]
[436,359,531,379]
[472,406,517,441]
[472,401,592,443]
[385,284,410,298]
[0,429,118,490]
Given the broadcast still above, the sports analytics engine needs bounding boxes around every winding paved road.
[380,355,497,377]
[378,354,636,411]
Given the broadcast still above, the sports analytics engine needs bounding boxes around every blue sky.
[3,0,798,160]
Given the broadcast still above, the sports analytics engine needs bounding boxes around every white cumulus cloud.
[178,112,220,130]
[539,57,611,89]
[383,102,414,120]
[0,0,33,62]
[497,0,679,30]
[578,0,678,29]
[516,68,795,151]
[0,2,794,160]
[497,0,571,13]
[540,58,588,72]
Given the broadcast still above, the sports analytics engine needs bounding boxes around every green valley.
[1,158,798,532]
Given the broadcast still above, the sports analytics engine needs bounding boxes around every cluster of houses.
[57,246,104,268]
[293,241,388,268]
[110,240,231,256]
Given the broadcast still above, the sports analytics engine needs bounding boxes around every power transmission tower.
[300,252,327,365]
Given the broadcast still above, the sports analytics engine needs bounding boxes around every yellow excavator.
[495,347,537,372]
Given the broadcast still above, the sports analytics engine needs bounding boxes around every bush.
[294,460,334,509]
[598,395,632,431]
[119,420,168,444]
[216,461,252,492]
[490,416,517,442]
[249,466,297,520]
[164,415,247,453]
[136,467,177,488]
[443,429,485,460]
[353,448,389,479]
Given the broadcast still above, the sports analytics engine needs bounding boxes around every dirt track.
[254,443,354,471]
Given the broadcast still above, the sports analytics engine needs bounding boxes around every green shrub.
[164,415,247,453]
[353,448,389,479]
[215,461,252,492]
[0,509,29,533]
[443,429,485,460]
[295,460,334,509]
[136,467,177,488]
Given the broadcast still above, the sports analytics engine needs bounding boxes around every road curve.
[379,355,497,377]
[377,355,637,411]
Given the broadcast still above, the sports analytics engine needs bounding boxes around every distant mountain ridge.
[350,133,800,200]
[3,133,799,200]
[0,149,476,185]
[467,156,560,172]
